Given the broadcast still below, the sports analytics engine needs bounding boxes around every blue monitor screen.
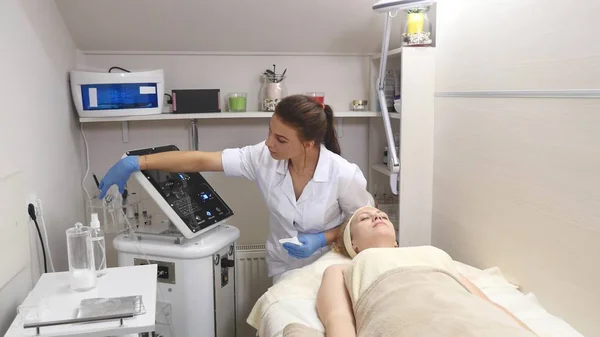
[81,83,158,110]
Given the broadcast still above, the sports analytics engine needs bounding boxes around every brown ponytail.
[274,95,342,155]
[323,104,341,155]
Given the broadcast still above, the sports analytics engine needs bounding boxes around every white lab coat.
[221,141,373,278]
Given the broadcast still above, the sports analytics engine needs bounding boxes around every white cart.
[4,265,158,337]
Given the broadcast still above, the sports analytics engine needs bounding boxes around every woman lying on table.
[312,206,537,337]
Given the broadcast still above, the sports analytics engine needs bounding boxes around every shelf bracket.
[190,119,198,150]
[121,122,129,143]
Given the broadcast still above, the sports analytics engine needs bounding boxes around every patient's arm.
[459,276,537,335]
[317,264,356,337]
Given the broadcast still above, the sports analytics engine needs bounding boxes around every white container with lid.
[66,223,97,291]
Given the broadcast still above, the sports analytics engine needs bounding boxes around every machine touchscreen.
[126,145,233,238]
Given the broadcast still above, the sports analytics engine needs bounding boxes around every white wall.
[433,1,600,336]
[82,53,371,111]
[0,0,83,334]
[79,53,372,253]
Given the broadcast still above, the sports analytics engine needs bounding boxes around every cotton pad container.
[66,223,97,291]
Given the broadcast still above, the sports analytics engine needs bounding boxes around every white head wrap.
[343,195,375,259]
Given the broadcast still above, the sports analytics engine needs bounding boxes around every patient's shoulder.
[322,264,348,280]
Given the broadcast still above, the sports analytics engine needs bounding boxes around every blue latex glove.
[98,156,140,199]
[283,232,327,259]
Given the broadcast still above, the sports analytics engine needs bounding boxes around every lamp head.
[372,0,437,12]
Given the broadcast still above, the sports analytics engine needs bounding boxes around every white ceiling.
[54,0,423,53]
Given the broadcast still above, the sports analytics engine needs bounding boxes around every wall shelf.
[389,112,401,120]
[372,164,392,176]
[79,111,380,123]
[371,47,403,60]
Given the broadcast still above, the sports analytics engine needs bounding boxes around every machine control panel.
[127,145,234,236]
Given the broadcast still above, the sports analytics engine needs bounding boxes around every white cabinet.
[367,47,436,247]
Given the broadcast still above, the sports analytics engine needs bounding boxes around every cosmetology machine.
[70,69,165,118]
[112,145,240,337]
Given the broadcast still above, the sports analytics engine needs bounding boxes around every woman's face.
[265,114,312,160]
[351,207,397,253]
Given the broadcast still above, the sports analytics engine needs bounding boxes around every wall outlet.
[26,193,38,217]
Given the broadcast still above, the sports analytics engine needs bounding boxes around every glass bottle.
[260,74,287,112]
[403,7,433,46]
[66,223,97,291]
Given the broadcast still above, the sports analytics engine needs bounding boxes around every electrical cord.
[108,66,131,73]
[28,204,48,274]
[164,93,173,104]
[81,125,92,202]
[36,199,56,272]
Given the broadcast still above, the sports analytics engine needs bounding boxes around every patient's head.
[333,206,397,258]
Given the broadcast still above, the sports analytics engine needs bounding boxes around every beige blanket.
[283,247,536,337]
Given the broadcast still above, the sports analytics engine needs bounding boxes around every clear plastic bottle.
[90,213,107,277]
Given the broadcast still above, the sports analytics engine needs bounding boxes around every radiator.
[235,244,271,337]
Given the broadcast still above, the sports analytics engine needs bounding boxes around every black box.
[172,89,221,113]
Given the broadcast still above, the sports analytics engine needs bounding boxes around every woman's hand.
[98,156,140,198]
[283,232,327,259]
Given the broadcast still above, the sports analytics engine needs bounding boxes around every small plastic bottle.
[90,213,107,277]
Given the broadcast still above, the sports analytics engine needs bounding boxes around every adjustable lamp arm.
[372,0,437,195]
